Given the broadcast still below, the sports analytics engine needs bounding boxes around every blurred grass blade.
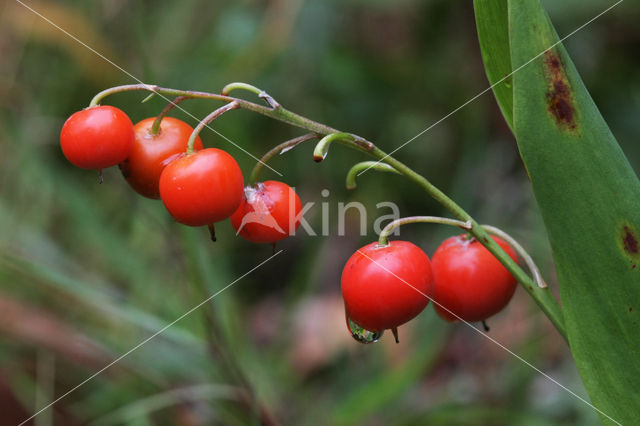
[473,0,514,130]
[332,324,446,425]
[476,0,640,423]
[0,251,201,349]
[35,351,55,426]
[88,384,237,426]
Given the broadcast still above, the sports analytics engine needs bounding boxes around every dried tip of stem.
[259,91,281,109]
[353,136,375,151]
[461,220,473,230]
[279,145,295,155]
[314,133,352,163]
[97,169,104,184]
[208,224,217,242]
[482,321,490,332]
[391,327,399,344]
[537,278,548,289]
[142,84,158,92]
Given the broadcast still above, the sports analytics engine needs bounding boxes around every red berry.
[120,117,203,199]
[158,148,244,226]
[230,181,302,243]
[431,235,518,323]
[341,241,433,332]
[60,105,134,170]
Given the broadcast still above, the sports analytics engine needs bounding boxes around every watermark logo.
[241,187,401,237]
[234,186,286,236]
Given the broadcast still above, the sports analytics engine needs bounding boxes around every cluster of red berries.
[60,103,520,344]
[60,105,302,243]
[341,235,518,341]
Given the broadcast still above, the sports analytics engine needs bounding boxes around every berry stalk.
[185,102,240,154]
[378,216,472,246]
[149,96,187,135]
[378,217,548,290]
[249,133,318,185]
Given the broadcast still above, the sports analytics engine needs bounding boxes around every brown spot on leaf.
[623,226,638,254]
[543,51,578,132]
[618,222,640,262]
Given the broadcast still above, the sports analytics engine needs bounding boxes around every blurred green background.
[1,0,639,424]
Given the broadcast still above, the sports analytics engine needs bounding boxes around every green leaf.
[473,0,514,130]
[476,0,640,423]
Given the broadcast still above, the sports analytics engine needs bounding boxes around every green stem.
[88,82,566,340]
[221,82,264,97]
[88,84,351,142]
[221,82,281,109]
[249,133,318,185]
[346,161,401,190]
[378,216,472,246]
[186,102,240,154]
[366,147,566,340]
[313,133,373,161]
[150,96,187,135]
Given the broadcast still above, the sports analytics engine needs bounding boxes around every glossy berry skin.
[120,117,203,199]
[431,235,518,323]
[159,148,244,226]
[60,105,134,169]
[341,241,433,332]
[230,181,302,243]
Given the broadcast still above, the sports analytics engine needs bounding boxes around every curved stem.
[221,82,281,109]
[346,161,400,190]
[249,133,318,184]
[313,133,373,162]
[482,225,547,289]
[150,96,187,135]
[88,84,361,145]
[220,82,281,109]
[186,102,240,154]
[378,216,473,246]
[221,82,263,97]
[90,84,159,107]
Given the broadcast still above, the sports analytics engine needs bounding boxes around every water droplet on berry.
[346,316,382,344]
